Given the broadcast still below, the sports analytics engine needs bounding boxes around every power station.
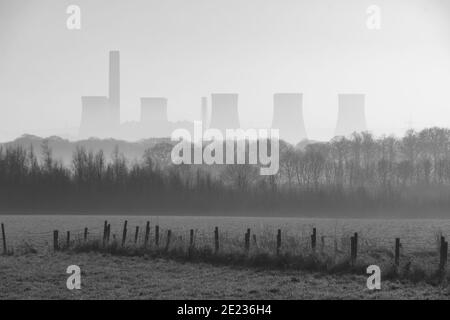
[140,97,171,137]
[209,94,240,133]
[80,51,121,139]
[79,96,111,138]
[272,93,307,144]
[79,51,369,143]
[109,51,120,128]
[334,94,367,137]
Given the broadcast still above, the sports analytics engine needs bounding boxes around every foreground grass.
[1,251,449,299]
[47,238,450,286]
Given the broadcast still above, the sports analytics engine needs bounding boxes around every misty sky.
[0,0,449,141]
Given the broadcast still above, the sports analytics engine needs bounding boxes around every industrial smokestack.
[209,93,240,132]
[272,93,307,144]
[201,96,208,130]
[79,96,112,138]
[109,51,120,127]
[334,94,367,137]
[140,97,171,137]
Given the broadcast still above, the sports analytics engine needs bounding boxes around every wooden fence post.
[66,231,70,248]
[350,232,358,265]
[311,228,317,252]
[440,236,448,270]
[144,221,150,247]
[214,227,219,254]
[276,229,281,256]
[121,220,128,247]
[106,224,111,243]
[1,223,6,255]
[245,228,250,252]
[320,236,325,253]
[190,229,194,247]
[84,227,88,242]
[155,225,159,247]
[395,238,400,267]
[165,230,171,251]
[103,220,108,246]
[134,226,139,244]
[253,234,257,247]
[53,230,59,251]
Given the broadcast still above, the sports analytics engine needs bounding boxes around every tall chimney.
[209,93,240,133]
[334,94,367,137]
[109,51,120,127]
[272,93,307,144]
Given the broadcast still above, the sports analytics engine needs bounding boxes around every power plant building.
[109,51,120,128]
[209,94,240,134]
[79,96,112,138]
[334,94,367,137]
[79,50,121,139]
[272,93,307,144]
[140,97,171,137]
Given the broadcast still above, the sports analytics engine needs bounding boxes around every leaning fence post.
[121,220,128,247]
[214,227,219,254]
[166,230,171,251]
[53,230,59,251]
[144,221,150,247]
[134,226,139,244]
[311,228,317,252]
[276,229,281,256]
[155,225,159,247]
[1,223,6,255]
[395,238,400,267]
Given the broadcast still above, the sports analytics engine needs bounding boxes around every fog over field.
[1,0,450,302]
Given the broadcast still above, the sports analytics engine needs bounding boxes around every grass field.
[1,251,449,299]
[2,215,450,299]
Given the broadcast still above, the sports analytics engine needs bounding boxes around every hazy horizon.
[1,0,450,142]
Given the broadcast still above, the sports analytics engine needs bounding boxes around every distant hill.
[1,134,173,165]
[0,134,319,166]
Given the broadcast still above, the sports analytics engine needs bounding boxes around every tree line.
[2,128,450,217]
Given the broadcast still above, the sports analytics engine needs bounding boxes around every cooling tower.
[334,94,367,137]
[201,96,208,130]
[109,51,120,127]
[209,94,240,132]
[272,93,307,144]
[79,96,112,138]
[140,97,171,137]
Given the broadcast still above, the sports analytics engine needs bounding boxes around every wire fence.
[1,219,448,271]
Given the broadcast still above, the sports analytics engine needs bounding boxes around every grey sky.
[0,0,449,141]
